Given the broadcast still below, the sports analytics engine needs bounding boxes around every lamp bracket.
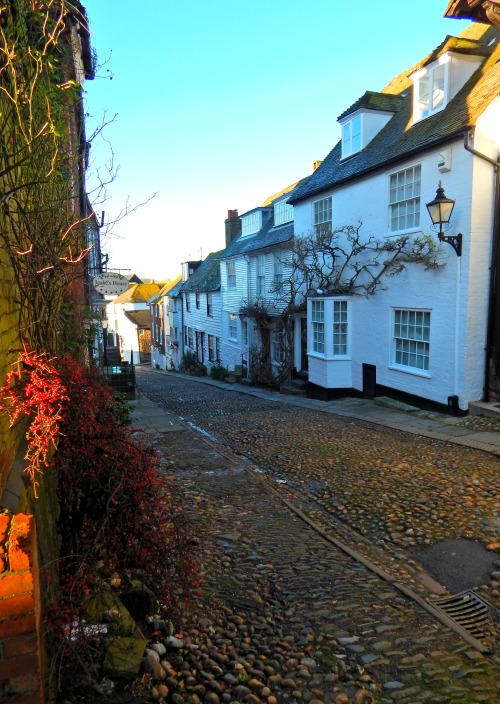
[438,232,462,257]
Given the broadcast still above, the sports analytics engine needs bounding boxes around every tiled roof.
[148,282,172,305]
[289,24,500,205]
[166,280,183,298]
[180,251,223,292]
[221,219,294,260]
[337,91,403,121]
[112,283,161,304]
[124,309,151,328]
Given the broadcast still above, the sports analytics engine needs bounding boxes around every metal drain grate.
[431,590,494,639]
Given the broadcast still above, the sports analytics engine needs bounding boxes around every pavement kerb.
[132,379,493,656]
[139,367,500,457]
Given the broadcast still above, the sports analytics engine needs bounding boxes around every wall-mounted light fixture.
[425,182,462,256]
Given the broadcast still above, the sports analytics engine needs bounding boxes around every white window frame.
[314,197,332,236]
[208,334,215,362]
[227,260,236,288]
[185,293,191,312]
[274,198,293,226]
[241,211,262,237]
[195,292,200,309]
[187,326,194,349]
[311,300,325,355]
[206,291,213,317]
[393,309,430,372]
[228,313,238,341]
[388,165,421,234]
[271,326,286,365]
[256,254,266,297]
[341,114,362,159]
[333,300,348,356]
[412,56,449,123]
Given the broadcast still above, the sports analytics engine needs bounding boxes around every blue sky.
[83,1,470,281]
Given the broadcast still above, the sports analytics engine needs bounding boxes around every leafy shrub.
[210,363,229,381]
[179,350,198,374]
[195,363,207,376]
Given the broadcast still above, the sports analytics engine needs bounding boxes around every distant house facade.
[180,252,223,372]
[107,282,160,365]
[287,23,500,411]
[219,190,306,382]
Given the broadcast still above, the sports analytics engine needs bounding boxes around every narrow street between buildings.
[133,367,500,703]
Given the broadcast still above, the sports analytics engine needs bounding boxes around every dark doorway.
[362,363,376,399]
[300,318,308,372]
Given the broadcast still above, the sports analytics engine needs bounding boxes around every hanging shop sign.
[92,272,130,296]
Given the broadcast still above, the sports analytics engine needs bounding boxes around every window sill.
[389,365,431,379]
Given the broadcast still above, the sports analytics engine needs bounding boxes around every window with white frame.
[341,114,361,158]
[314,197,332,236]
[241,210,262,236]
[228,313,237,341]
[216,337,221,362]
[185,293,190,311]
[412,60,447,122]
[242,320,248,347]
[187,327,194,348]
[311,300,325,355]
[196,292,200,309]
[274,252,283,287]
[389,165,421,233]
[394,309,430,371]
[274,198,293,226]
[206,291,213,316]
[333,300,348,355]
[256,255,266,297]
[208,334,215,361]
[227,261,236,288]
[272,326,286,364]
[183,325,188,345]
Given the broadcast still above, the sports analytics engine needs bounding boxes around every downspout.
[463,130,500,400]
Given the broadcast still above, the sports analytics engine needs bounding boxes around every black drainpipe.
[463,130,500,400]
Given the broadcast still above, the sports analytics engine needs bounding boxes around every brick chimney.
[225,209,241,247]
[313,160,323,171]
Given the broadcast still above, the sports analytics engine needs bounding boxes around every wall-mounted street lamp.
[426,182,462,256]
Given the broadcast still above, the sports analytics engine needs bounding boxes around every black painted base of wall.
[306,381,466,416]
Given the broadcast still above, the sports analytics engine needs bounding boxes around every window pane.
[394,309,430,371]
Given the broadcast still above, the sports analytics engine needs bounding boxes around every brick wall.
[0,513,43,703]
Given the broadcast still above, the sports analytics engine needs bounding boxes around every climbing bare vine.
[241,224,442,386]
[0,0,92,355]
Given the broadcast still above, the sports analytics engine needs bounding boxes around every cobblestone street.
[134,367,500,703]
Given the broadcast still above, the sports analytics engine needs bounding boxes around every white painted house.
[219,184,310,380]
[287,23,500,411]
[180,252,223,373]
[106,282,160,366]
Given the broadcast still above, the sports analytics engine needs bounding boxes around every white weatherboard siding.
[297,142,496,409]
[220,257,247,370]
[183,291,222,370]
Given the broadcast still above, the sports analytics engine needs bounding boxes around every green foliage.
[179,350,198,374]
[210,363,229,381]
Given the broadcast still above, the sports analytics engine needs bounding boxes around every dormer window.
[411,51,483,124]
[241,210,262,237]
[412,58,448,122]
[341,114,362,158]
[274,198,293,226]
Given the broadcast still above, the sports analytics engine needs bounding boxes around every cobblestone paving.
[135,369,500,703]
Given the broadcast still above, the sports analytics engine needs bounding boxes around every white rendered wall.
[296,139,496,408]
